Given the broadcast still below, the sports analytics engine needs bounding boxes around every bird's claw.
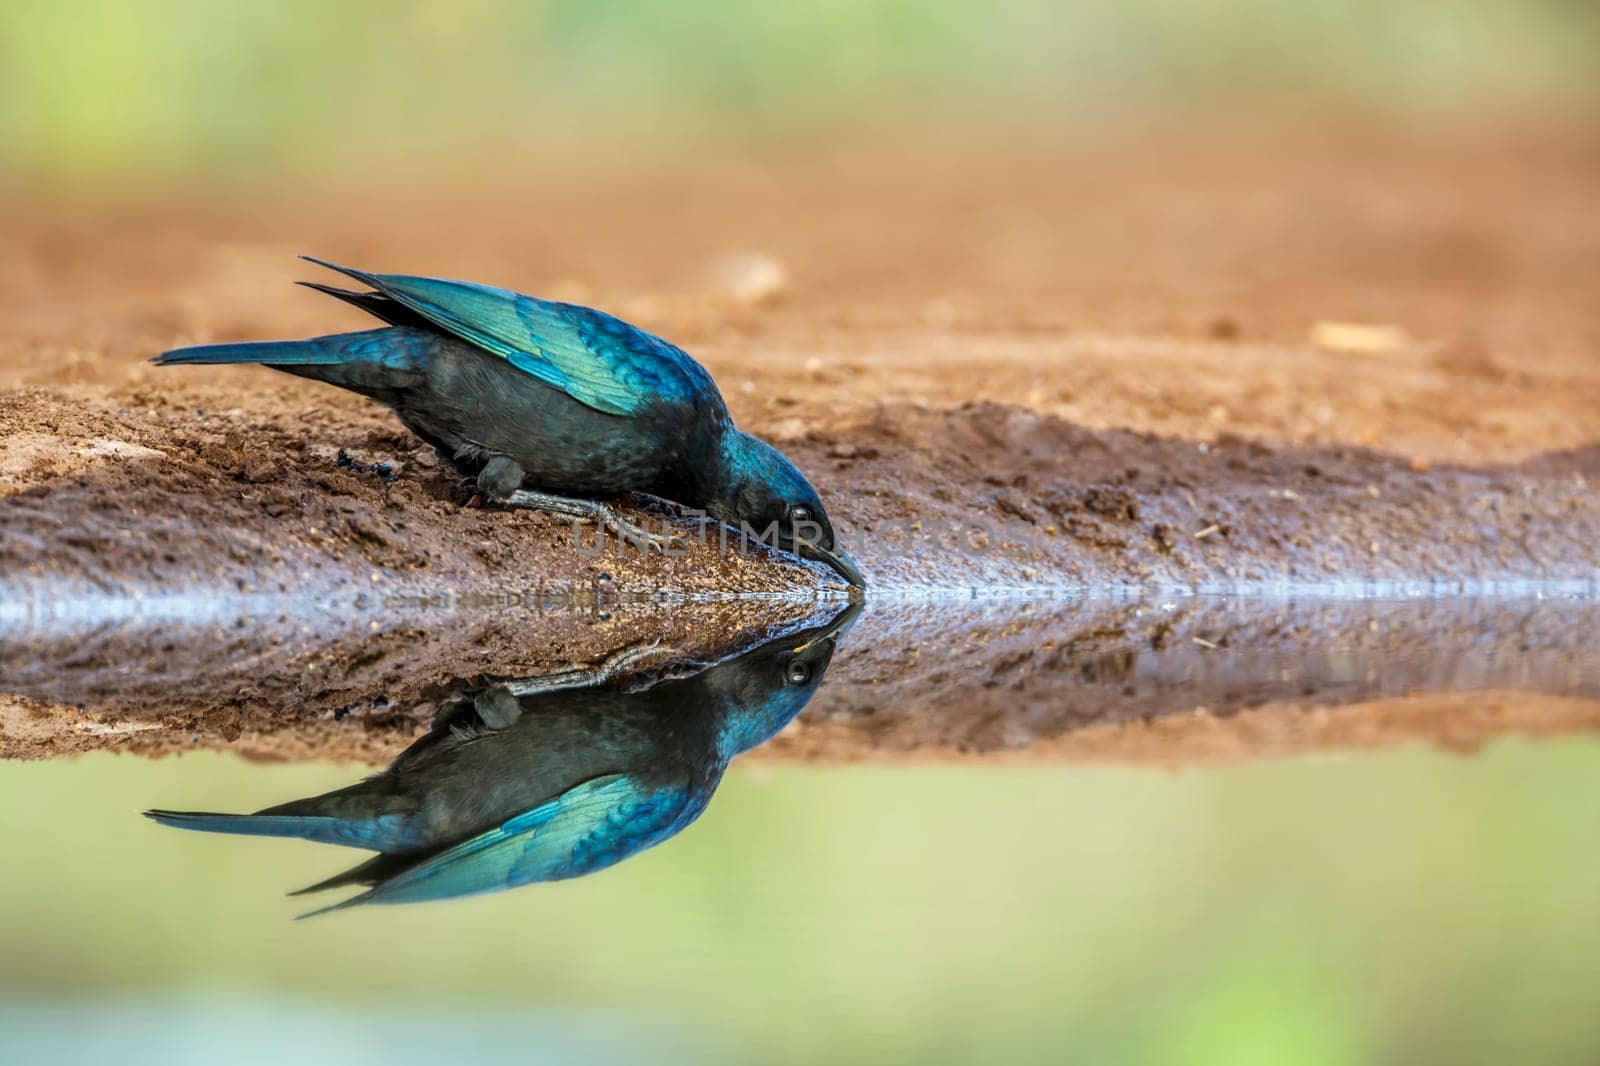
[601,508,678,554]
[496,638,681,699]
[597,638,678,679]
[493,489,684,554]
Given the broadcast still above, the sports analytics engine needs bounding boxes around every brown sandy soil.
[5,132,1597,459]
[0,387,844,600]
[3,129,1599,761]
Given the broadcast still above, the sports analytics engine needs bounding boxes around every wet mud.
[5,389,1598,601]
[0,389,839,604]
[793,404,1600,590]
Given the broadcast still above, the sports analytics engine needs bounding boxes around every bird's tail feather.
[144,808,406,853]
[153,338,343,367]
[153,328,411,367]
[145,809,345,840]
[152,329,428,394]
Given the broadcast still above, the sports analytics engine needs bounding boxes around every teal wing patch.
[302,258,712,416]
[298,774,697,915]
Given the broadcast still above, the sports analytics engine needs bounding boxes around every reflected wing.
[297,773,696,916]
[303,258,713,416]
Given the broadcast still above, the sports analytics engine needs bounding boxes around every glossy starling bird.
[144,601,859,915]
[154,257,863,587]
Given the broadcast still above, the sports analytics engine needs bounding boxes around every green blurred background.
[4,3,1600,1061]
[1,0,1597,187]
[4,744,1600,1064]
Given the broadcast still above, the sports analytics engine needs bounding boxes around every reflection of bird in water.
[146,601,858,916]
[153,258,863,587]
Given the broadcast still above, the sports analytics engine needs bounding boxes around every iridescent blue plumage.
[299,257,717,417]
[153,258,864,585]
[144,602,859,915]
[338,776,703,911]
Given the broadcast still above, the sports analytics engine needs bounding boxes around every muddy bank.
[796,403,1600,590]
[4,389,1597,597]
[0,388,843,604]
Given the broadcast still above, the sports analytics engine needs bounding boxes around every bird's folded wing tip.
[299,255,373,282]
[294,895,373,920]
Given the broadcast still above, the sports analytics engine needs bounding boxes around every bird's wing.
[297,773,696,915]
[302,258,714,416]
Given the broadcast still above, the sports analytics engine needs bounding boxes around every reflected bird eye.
[786,661,811,684]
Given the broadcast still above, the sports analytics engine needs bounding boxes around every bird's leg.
[437,640,674,734]
[472,454,675,552]
[500,639,677,699]
[499,488,675,553]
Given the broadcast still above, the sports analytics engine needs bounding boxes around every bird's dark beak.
[792,597,865,651]
[798,541,866,590]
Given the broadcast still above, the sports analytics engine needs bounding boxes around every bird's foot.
[500,639,678,699]
[447,474,485,507]
[471,685,523,730]
[602,506,679,554]
[476,455,527,499]
[498,489,680,554]
[592,638,680,681]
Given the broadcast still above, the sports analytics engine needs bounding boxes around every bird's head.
[707,430,864,588]
[708,598,862,758]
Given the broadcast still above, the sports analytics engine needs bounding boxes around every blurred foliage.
[2,742,1599,1063]
[0,0,1597,184]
